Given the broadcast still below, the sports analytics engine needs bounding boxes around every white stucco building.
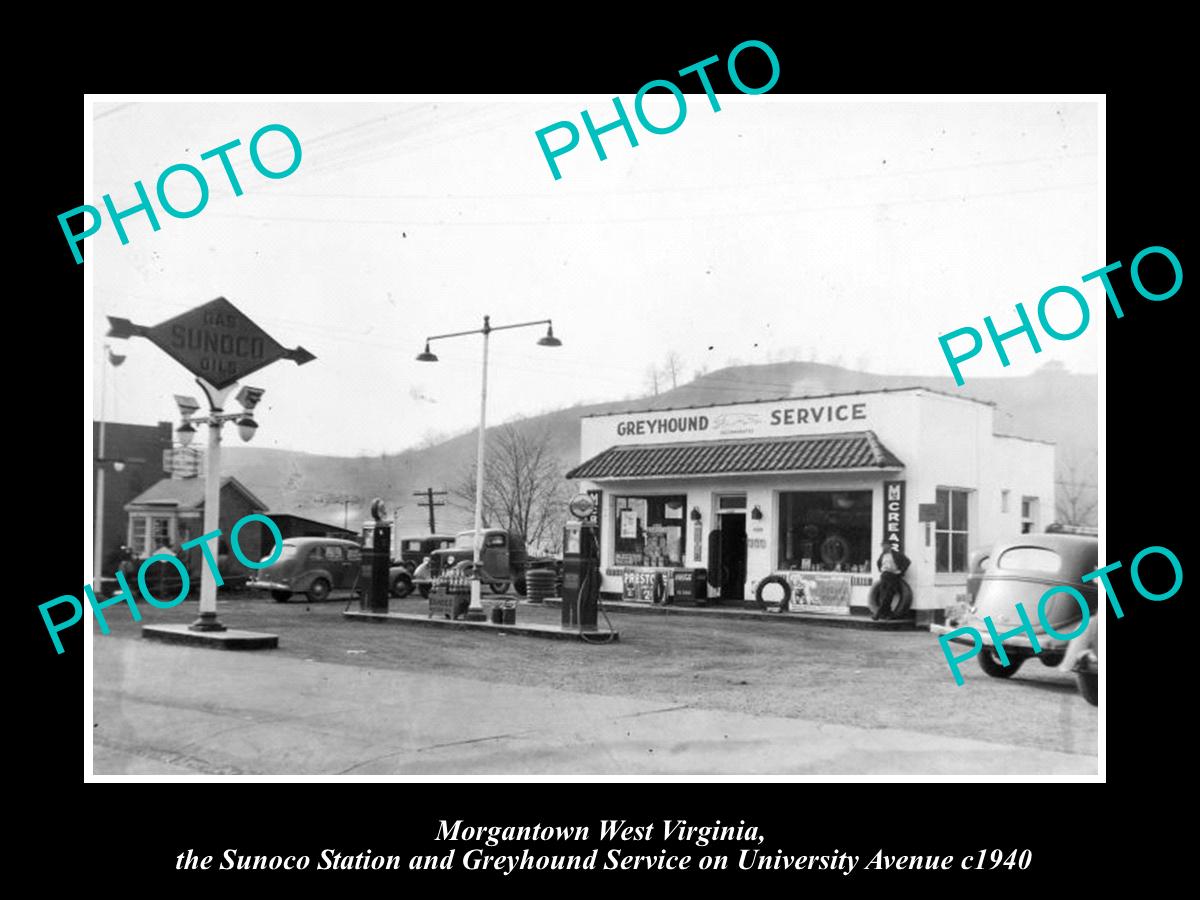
[566,387,1055,624]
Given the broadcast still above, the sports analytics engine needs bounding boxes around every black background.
[26,22,1184,889]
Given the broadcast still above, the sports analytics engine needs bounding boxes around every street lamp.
[416,315,562,619]
[174,380,265,632]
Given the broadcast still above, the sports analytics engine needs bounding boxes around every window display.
[613,495,687,567]
[777,491,872,572]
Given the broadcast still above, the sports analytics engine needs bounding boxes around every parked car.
[932,532,1098,680]
[394,534,455,573]
[100,550,248,600]
[248,537,363,603]
[1062,615,1099,705]
[412,529,559,597]
[388,534,455,598]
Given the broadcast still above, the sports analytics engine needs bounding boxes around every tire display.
[755,575,792,609]
[525,569,557,602]
[390,573,413,599]
[866,579,912,617]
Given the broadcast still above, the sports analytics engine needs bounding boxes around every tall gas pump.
[562,493,600,630]
[359,498,392,613]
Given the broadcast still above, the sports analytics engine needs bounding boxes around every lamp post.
[174,379,265,631]
[416,315,561,619]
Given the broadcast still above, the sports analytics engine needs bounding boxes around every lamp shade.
[237,416,259,442]
[176,421,196,447]
[537,325,562,347]
[416,341,439,362]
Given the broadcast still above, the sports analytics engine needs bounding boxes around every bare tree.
[663,351,684,390]
[451,424,572,550]
[1055,447,1098,526]
[644,364,662,396]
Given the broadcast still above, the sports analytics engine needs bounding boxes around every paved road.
[93,636,1095,776]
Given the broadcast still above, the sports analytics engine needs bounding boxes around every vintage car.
[412,528,559,597]
[388,534,455,598]
[248,537,363,603]
[394,534,455,573]
[931,532,1098,679]
[1062,615,1099,705]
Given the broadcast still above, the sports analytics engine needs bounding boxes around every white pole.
[93,353,108,593]
[469,317,490,618]
[192,378,234,632]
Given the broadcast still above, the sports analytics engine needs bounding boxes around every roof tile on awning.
[566,431,904,480]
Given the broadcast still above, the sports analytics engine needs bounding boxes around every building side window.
[1021,496,1039,534]
[935,488,970,574]
[130,516,147,557]
[614,495,686,567]
[150,517,172,552]
[1001,489,1011,514]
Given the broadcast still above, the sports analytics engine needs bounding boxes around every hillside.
[221,360,1098,535]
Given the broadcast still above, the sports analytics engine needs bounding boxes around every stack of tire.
[524,568,557,603]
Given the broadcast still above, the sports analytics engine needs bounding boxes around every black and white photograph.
[82,92,1102,778]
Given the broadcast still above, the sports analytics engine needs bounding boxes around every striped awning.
[566,431,904,480]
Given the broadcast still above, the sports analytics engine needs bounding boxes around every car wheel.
[489,581,510,595]
[390,573,414,599]
[418,583,431,599]
[1039,654,1065,667]
[978,648,1022,678]
[307,577,331,602]
[1076,671,1098,706]
[271,590,292,603]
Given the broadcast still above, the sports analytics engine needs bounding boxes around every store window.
[777,491,873,573]
[936,488,970,573]
[614,495,687,567]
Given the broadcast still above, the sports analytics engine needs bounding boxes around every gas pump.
[359,498,392,613]
[562,494,600,630]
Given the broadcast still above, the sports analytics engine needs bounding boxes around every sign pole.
[192,379,236,632]
[469,317,491,620]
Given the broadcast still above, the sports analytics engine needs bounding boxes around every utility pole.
[414,487,447,534]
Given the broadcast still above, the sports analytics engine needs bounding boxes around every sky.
[90,98,1099,457]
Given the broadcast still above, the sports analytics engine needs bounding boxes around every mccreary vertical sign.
[884,480,905,552]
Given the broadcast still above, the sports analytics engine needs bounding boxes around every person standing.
[874,539,911,620]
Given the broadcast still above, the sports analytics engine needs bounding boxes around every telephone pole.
[414,487,447,534]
